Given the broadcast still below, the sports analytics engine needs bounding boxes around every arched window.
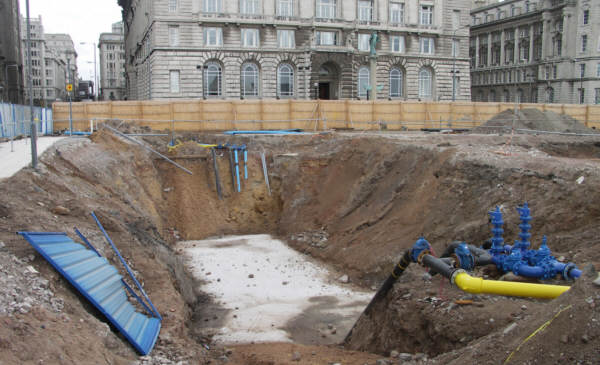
[503,89,510,102]
[389,68,403,98]
[277,63,294,97]
[517,88,524,103]
[204,62,222,97]
[489,90,496,102]
[546,87,554,103]
[358,66,370,98]
[418,67,432,99]
[241,63,259,97]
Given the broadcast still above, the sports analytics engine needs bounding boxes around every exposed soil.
[0,123,599,364]
[474,108,600,134]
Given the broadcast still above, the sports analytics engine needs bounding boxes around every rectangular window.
[420,37,434,54]
[579,88,585,104]
[582,35,587,52]
[204,0,221,12]
[390,36,405,53]
[204,27,223,46]
[452,10,460,29]
[316,0,336,19]
[583,9,589,25]
[358,34,370,51]
[241,28,259,47]
[420,5,433,26]
[170,70,180,93]
[241,0,259,14]
[169,25,179,46]
[580,63,586,77]
[556,38,562,56]
[595,88,600,104]
[389,2,404,24]
[597,63,600,77]
[553,65,557,79]
[358,1,373,22]
[277,0,293,16]
[452,39,460,57]
[169,0,177,12]
[278,29,295,48]
[316,31,337,46]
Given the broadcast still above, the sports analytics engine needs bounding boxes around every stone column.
[475,35,480,67]
[529,24,534,62]
[487,33,492,67]
[514,28,519,64]
[500,30,505,64]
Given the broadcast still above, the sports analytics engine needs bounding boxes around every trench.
[121,133,600,358]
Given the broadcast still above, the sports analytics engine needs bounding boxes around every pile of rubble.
[0,247,64,316]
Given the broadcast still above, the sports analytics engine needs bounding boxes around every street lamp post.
[451,25,469,102]
[25,0,37,169]
[80,42,98,100]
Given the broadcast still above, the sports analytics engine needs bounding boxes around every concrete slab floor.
[177,234,374,345]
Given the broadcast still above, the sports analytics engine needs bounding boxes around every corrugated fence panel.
[0,103,53,137]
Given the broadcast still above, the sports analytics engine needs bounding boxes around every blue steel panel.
[17,232,161,355]
[65,257,108,279]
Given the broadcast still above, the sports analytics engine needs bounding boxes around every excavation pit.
[1,128,599,364]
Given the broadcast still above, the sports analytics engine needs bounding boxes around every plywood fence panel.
[348,101,374,130]
[52,100,600,133]
[262,100,293,130]
[201,100,235,130]
[316,100,344,129]
[173,100,203,131]
[141,101,172,130]
[289,100,317,130]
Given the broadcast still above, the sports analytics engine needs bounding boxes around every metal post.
[25,0,37,169]
[93,43,98,101]
[67,57,73,135]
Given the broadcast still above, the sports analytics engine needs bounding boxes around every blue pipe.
[90,212,162,320]
[234,149,241,193]
[244,149,248,180]
[514,203,532,252]
[489,207,505,256]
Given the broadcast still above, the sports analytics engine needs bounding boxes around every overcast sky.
[19,0,123,82]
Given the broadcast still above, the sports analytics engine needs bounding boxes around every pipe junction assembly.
[345,203,580,343]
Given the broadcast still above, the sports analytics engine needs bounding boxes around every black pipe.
[421,254,455,279]
[344,250,411,343]
[442,241,493,267]
[228,149,235,189]
[211,148,222,199]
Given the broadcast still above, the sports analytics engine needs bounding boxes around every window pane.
[358,67,370,97]
[278,64,294,97]
[204,63,222,96]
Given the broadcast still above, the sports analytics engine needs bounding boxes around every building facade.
[99,21,127,100]
[470,0,600,104]
[20,17,78,106]
[118,0,471,101]
[0,0,24,104]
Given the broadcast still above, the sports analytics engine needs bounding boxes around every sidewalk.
[0,137,66,179]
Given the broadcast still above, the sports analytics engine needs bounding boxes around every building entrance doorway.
[316,62,339,100]
[318,82,330,100]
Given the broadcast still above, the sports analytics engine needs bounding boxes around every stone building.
[0,0,24,104]
[44,34,78,102]
[470,0,600,104]
[118,0,471,101]
[20,16,78,106]
[99,21,127,100]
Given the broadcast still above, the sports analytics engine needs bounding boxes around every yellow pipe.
[453,272,570,299]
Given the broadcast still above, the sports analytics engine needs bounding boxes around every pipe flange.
[450,269,466,286]
[562,263,577,281]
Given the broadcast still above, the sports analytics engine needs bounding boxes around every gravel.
[0,251,64,316]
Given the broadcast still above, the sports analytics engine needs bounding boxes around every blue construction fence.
[0,103,53,138]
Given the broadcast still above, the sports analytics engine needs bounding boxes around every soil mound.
[474,108,599,134]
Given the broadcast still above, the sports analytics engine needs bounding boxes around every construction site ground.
[1,118,599,364]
